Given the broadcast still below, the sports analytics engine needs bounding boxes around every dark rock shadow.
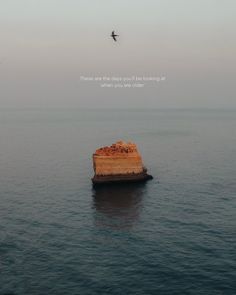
[92,183,147,230]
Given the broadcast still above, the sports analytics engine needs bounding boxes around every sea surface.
[0,108,235,295]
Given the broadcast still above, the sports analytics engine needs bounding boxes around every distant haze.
[0,0,235,108]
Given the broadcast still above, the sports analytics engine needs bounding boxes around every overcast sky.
[0,0,235,108]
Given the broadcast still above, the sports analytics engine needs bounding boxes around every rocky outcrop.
[92,141,153,185]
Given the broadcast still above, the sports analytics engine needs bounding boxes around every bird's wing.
[112,35,117,41]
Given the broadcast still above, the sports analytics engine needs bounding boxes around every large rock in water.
[92,141,153,185]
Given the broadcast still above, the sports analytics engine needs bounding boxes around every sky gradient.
[0,0,235,108]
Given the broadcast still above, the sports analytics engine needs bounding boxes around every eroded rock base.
[92,172,153,186]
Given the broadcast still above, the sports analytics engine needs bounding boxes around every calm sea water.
[0,109,235,295]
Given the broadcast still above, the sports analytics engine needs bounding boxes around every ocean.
[0,108,235,294]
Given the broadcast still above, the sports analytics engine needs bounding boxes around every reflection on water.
[92,183,146,230]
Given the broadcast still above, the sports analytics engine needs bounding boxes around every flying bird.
[111,31,119,42]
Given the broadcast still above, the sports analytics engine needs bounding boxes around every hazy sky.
[0,0,235,108]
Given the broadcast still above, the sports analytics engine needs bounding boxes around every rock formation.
[92,141,153,185]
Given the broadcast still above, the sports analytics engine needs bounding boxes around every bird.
[111,31,119,42]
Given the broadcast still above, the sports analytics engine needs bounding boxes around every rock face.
[92,141,153,185]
